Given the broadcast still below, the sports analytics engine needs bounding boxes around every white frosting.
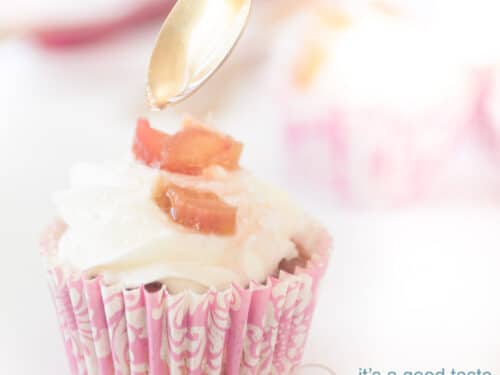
[432,0,500,67]
[54,160,315,291]
[273,7,472,122]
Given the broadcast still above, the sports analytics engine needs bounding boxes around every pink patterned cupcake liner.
[42,222,331,375]
[285,102,474,207]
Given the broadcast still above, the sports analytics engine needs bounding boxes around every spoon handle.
[147,0,252,109]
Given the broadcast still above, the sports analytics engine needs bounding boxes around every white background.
[1,18,500,375]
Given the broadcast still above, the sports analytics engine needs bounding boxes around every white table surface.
[1,34,500,375]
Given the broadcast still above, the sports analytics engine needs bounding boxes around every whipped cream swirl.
[53,159,318,292]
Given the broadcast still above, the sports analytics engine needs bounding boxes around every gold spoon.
[147,0,252,110]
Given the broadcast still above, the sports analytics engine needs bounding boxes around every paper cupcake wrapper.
[43,224,331,375]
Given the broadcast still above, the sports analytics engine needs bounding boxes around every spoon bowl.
[147,0,252,110]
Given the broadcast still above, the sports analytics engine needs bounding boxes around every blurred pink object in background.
[32,0,175,48]
[272,5,476,207]
[435,0,500,165]
[479,67,500,160]
[0,0,173,48]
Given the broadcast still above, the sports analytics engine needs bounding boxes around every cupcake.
[272,5,475,207]
[41,118,331,374]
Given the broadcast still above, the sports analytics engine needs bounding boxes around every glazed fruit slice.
[133,118,171,168]
[154,182,237,235]
[133,118,243,175]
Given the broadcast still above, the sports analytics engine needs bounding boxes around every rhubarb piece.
[133,118,171,168]
[133,118,243,175]
[154,182,237,235]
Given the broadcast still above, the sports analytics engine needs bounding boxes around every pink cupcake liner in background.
[284,103,475,207]
[41,221,331,375]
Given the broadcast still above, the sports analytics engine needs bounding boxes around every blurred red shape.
[32,0,176,48]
